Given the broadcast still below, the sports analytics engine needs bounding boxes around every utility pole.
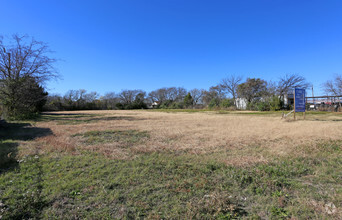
[294,89,296,120]
[312,85,315,106]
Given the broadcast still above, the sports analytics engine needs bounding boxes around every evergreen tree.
[183,92,194,108]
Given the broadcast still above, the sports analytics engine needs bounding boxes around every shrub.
[220,99,234,108]
[256,101,270,111]
[115,103,124,110]
[270,96,281,111]
[208,98,221,109]
[169,102,184,109]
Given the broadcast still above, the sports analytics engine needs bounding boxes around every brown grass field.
[32,110,342,164]
[1,110,342,219]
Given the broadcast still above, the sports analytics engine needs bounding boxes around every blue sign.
[295,88,306,112]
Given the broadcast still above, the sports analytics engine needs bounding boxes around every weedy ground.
[0,110,341,219]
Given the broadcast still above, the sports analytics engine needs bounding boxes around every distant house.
[283,92,294,107]
[235,98,247,110]
[235,92,296,110]
[151,101,161,109]
[235,97,264,110]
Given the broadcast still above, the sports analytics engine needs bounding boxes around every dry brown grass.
[24,110,342,166]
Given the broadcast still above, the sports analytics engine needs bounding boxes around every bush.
[159,100,173,109]
[159,100,184,109]
[116,103,124,110]
[169,102,184,109]
[1,77,48,120]
[270,96,281,111]
[247,96,282,111]
[220,99,234,108]
[256,101,270,111]
[208,98,221,109]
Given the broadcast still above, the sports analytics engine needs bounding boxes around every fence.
[306,95,342,112]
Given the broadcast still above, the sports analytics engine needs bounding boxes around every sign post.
[294,92,296,120]
[294,88,306,120]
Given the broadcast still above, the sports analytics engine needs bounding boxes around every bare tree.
[119,89,144,104]
[165,87,187,102]
[148,88,167,104]
[84,91,99,103]
[219,75,243,105]
[210,85,226,100]
[322,74,342,96]
[277,74,310,98]
[101,92,119,109]
[0,34,57,83]
[64,90,79,102]
[266,80,278,97]
[189,88,204,105]
[148,87,187,104]
[0,34,57,118]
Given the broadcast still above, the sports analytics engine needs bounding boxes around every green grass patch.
[1,142,341,219]
[72,130,150,145]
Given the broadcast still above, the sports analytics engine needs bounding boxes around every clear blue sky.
[2,0,342,96]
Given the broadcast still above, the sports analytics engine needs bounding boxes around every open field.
[1,110,342,219]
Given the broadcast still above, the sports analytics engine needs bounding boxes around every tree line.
[1,34,342,119]
[44,74,313,111]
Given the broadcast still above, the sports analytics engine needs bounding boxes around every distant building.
[235,98,247,110]
[235,92,296,110]
[151,101,160,109]
[283,92,294,108]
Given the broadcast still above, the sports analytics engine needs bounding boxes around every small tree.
[220,98,234,108]
[269,96,281,111]
[183,92,194,108]
[208,98,220,109]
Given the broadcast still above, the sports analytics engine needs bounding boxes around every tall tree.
[0,34,57,118]
[277,74,310,98]
[119,89,146,109]
[101,92,119,110]
[219,75,243,105]
[189,88,204,105]
[148,87,187,108]
[237,78,268,104]
[119,89,142,105]
[148,88,167,104]
[165,87,187,102]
